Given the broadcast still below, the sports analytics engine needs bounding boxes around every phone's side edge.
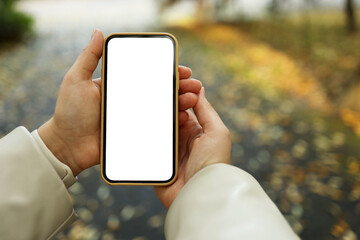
[158,33,179,186]
[100,34,108,185]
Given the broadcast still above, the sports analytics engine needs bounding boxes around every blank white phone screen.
[104,36,175,182]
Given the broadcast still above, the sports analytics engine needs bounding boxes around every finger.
[179,65,192,79]
[193,87,226,133]
[179,92,198,111]
[70,29,104,80]
[187,109,198,122]
[179,79,202,94]
[93,77,101,85]
[178,111,189,126]
[93,78,101,91]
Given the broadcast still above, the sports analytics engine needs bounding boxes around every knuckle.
[83,45,99,59]
[89,48,99,59]
[82,65,94,77]
[82,45,89,54]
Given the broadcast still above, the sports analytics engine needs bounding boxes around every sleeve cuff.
[31,129,77,188]
[0,126,77,239]
[165,163,299,240]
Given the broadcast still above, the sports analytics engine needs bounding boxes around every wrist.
[38,119,82,176]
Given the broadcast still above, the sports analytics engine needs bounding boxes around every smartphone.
[101,33,178,186]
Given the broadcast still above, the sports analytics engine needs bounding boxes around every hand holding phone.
[38,30,105,176]
[39,29,212,189]
[155,87,231,209]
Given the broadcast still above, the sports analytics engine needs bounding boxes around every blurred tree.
[267,0,287,15]
[0,0,33,41]
[266,0,357,33]
[160,0,357,32]
[345,0,357,32]
[159,0,235,22]
[267,0,317,16]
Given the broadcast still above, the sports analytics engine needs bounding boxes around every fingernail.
[180,65,191,70]
[91,29,96,40]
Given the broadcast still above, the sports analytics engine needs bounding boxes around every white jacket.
[0,127,299,240]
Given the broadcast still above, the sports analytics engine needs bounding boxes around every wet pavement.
[1,2,360,240]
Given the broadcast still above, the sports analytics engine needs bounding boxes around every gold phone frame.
[100,33,179,186]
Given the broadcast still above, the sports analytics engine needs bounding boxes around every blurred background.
[0,0,360,239]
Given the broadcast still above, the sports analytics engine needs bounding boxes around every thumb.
[70,29,104,80]
[193,87,226,133]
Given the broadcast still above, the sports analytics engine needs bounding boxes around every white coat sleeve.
[165,163,299,240]
[0,127,77,240]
